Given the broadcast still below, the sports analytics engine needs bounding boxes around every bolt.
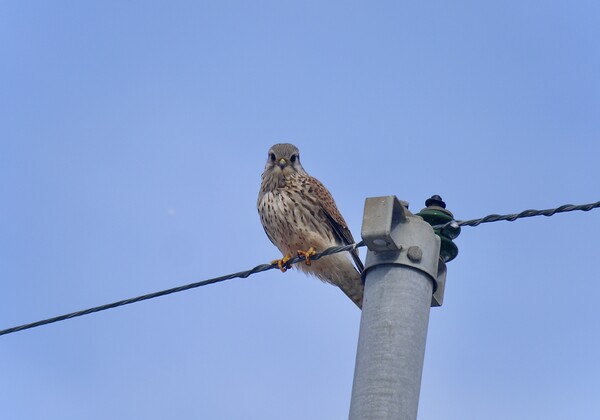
[373,238,388,247]
[407,246,422,262]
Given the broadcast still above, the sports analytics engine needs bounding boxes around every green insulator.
[416,195,460,262]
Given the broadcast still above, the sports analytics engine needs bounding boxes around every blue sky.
[1,2,599,419]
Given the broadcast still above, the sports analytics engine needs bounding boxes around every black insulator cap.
[425,195,446,209]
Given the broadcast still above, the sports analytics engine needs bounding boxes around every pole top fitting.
[416,195,460,263]
[361,196,446,306]
[361,196,411,252]
[425,194,446,209]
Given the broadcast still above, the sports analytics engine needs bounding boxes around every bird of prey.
[257,143,364,308]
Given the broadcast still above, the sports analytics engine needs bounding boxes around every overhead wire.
[452,200,600,228]
[1,199,598,337]
[0,242,363,337]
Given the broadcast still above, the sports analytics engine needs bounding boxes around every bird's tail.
[299,251,364,309]
[338,268,364,309]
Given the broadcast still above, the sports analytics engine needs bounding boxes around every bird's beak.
[278,158,287,169]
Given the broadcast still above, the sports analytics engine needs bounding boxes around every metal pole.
[349,196,444,420]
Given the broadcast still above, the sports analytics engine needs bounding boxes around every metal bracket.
[361,196,446,307]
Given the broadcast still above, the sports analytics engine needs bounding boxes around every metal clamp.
[361,196,446,307]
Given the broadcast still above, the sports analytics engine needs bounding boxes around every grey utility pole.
[348,196,447,420]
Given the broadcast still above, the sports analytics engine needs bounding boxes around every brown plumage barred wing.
[310,176,364,273]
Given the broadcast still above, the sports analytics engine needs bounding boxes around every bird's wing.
[311,176,364,273]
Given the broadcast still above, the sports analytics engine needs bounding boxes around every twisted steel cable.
[0,242,364,337]
[2,199,598,337]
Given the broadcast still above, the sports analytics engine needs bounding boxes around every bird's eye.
[290,154,297,163]
[270,153,276,162]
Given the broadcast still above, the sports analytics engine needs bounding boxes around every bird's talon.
[272,254,292,272]
[297,246,317,266]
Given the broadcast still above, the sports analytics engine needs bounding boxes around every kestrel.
[257,143,364,308]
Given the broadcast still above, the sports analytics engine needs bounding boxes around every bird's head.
[263,143,307,178]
